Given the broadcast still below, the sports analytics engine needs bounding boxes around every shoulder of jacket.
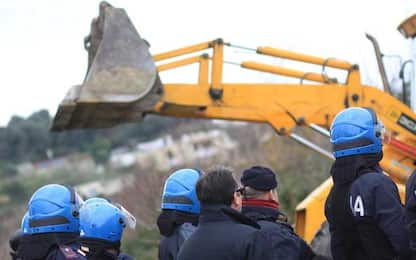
[407,172,416,189]
[274,221,296,232]
[353,172,391,187]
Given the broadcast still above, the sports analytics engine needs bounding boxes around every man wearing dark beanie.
[241,166,319,260]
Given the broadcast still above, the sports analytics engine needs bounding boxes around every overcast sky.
[1,0,416,126]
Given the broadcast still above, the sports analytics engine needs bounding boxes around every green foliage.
[0,167,100,210]
[269,148,332,222]
[0,161,17,177]
[0,180,27,204]
[88,139,112,164]
[122,227,160,260]
[0,110,175,165]
[1,111,51,163]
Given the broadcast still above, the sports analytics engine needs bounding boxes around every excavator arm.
[51,2,416,242]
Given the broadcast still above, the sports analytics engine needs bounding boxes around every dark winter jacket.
[405,171,416,259]
[78,238,133,260]
[325,153,410,260]
[177,204,274,260]
[157,210,198,260]
[18,232,87,260]
[242,202,315,260]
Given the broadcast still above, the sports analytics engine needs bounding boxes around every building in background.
[109,129,239,171]
[17,153,96,176]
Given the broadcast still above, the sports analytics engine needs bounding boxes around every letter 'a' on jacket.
[28,184,83,234]
[161,168,202,214]
[330,107,383,158]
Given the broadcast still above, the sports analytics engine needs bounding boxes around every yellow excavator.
[51,2,416,245]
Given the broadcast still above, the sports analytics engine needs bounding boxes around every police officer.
[325,107,410,260]
[18,184,87,260]
[405,171,416,259]
[157,169,201,260]
[240,166,317,260]
[78,198,135,260]
[177,166,274,260]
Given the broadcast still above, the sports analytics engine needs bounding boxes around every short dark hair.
[196,166,237,206]
[242,186,269,199]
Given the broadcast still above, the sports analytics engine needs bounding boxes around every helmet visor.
[75,192,85,207]
[114,203,136,229]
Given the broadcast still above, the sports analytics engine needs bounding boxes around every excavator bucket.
[51,2,162,131]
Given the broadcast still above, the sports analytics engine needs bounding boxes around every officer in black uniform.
[240,166,318,260]
[157,169,201,260]
[405,171,416,259]
[18,184,87,260]
[325,107,410,260]
[177,166,274,260]
[78,197,135,260]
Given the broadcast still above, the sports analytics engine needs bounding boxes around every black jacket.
[325,153,410,260]
[157,210,198,260]
[405,171,416,259]
[177,204,274,260]
[78,238,133,260]
[243,204,315,260]
[158,223,196,260]
[18,232,86,260]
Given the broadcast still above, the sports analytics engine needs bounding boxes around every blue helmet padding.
[21,212,29,234]
[28,184,81,234]
[80,198,125,242]
[161,168,201,214]
[330,107,383,158]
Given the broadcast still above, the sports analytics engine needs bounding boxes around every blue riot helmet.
[161,168,202,214]
[83,197,110,206]
[80,198,136,242]
[28,184,83,234]
[330,107,384,158]
[21,212,29,234]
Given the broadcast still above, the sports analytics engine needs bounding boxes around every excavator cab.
[397,14,416,111]
[364,14,416,112]
[366,32,415,111]
[51,2,162,131]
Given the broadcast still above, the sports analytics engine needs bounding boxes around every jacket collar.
[331,153,383,185]
[19,232,78,259]
[157,210,199,237]
[242,204,281,222]
[199,204,260,229]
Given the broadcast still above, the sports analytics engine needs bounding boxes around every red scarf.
[242,199,279,209]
